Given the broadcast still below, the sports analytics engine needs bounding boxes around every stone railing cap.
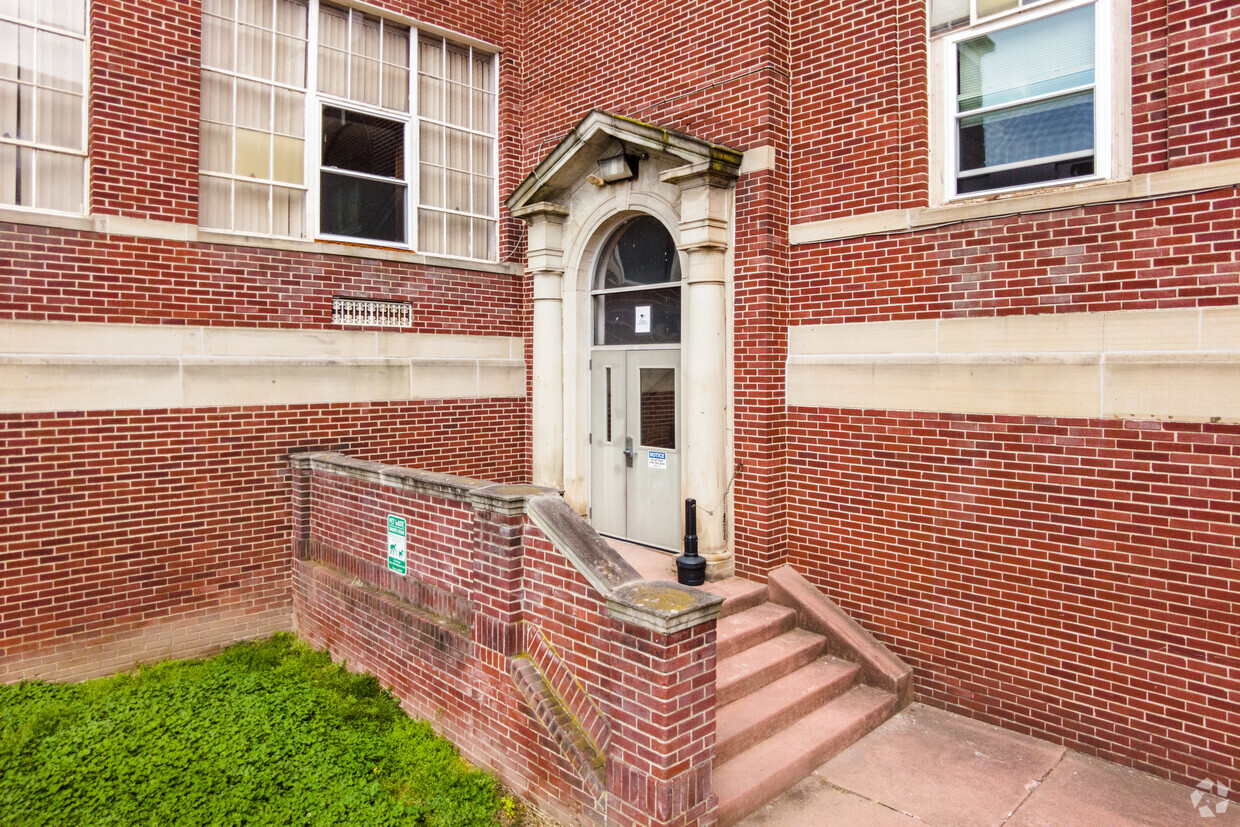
[606,581,724,635]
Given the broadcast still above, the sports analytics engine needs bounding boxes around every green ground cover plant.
[0,634,517,826]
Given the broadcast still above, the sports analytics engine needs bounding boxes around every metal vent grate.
[332,297,412,328]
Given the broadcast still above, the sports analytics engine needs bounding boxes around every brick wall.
[784,408,1240,787]
[290,456,720,826]
[0,400,528,683]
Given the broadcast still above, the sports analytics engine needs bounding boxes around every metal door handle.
[624,436,634,468]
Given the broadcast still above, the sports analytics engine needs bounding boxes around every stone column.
[662,164,736,579]
[512,203,570,490]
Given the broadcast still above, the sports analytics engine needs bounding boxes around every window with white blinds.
[198,0,498,262]
[0,0,87,214]
[933,0,1110,198]
[200,0,309,236]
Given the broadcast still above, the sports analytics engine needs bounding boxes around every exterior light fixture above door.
[587,151,641,186]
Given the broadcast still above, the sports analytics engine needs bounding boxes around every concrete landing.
[738,703,1236,827]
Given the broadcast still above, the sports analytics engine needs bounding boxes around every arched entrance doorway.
[588,216,682,550]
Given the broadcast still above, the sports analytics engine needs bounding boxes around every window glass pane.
[273,87,303,136]
[604,366,612,443]
[958,89,1093,170]
[274,33,305,87]
[34,149,80,213]
[199,175,232,230]
[418,75,442,120]
[321,106,403,179]
[444,212,470,257]
[238,0,272,29]
[237,23,273,81]
[0,80,32,141]
[235,78,270,130]
[639,368,676,450]
[470,132,491,175]
[929,0,969,32]
[199,121,232,173]
[382,62,409,112]
[0,144,31,206]
[975,0,1019,17]
[471,90,495,134]
[594,287,681,346]
[419,163,443,207]
[445,170,468,212]
[420,121,442,164]
[276,0,306,37]
[418,208,443,253]
[235,127,271,178]
[272,185,304,237]
[445,127,469,170]
[320,170,405,242]
[37,88,82,149]
[445,44,469,84]
[597,216,681,289]
[471,54,493,91]
[957,5,1094,111]
[235,179,271,234]
[472,217,495,260]
[38,30,83,93]
[445,81,468,127]
[418,37,442,74]
[471,175,493,215]
[272,134,303,183]
[38,0,85,34]
[318,46,347,97]
[201,14,235,72]
[201,70,234,122]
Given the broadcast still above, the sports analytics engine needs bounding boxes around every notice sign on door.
[635,305,652,334]
[387,514,407,575]
[648,450,667,470]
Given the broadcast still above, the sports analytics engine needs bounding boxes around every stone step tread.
[716,656,860,765]
[703,578,769,619]
[717,602,798,660]
[716,628,826,707]
[715,685,898,827]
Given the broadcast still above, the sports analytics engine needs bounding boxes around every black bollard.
[675,498,706,586]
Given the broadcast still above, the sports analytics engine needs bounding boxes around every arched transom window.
[592,216,681,346]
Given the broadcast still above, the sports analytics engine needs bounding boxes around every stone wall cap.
[607,580,724,635]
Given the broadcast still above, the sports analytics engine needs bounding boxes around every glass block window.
[0,0,87,214]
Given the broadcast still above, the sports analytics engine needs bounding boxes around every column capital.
[662,162,735,252]
[512,202,571,276]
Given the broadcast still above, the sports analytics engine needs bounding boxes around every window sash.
[943,0,1107,200]
[0,2,87,214]
[199,0,499,260]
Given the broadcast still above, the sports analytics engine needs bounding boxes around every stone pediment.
[506,110,743,213]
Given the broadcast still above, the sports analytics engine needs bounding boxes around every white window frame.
[202,0,500,262]
[311,3,413,248]
[0,0,89,216]
[931,0,1127,204]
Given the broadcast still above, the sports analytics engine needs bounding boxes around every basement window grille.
[331,297,412,327]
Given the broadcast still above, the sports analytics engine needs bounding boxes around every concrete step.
[716,656,860,765]
[717,602,798,660]
[715,685,898,827]
[704,578,769,619]
[716,628,825,707]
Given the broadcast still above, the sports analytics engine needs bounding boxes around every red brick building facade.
[2,0,1236,817]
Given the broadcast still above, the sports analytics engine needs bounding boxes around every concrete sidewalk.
[737,703,1234,826]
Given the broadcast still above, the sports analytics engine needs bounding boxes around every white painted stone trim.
[0,209,523,276]
[787,307,1240,423]
[790,157,1240,245]
[0,320,524,413]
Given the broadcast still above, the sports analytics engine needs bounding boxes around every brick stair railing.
[711,567,914,826]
